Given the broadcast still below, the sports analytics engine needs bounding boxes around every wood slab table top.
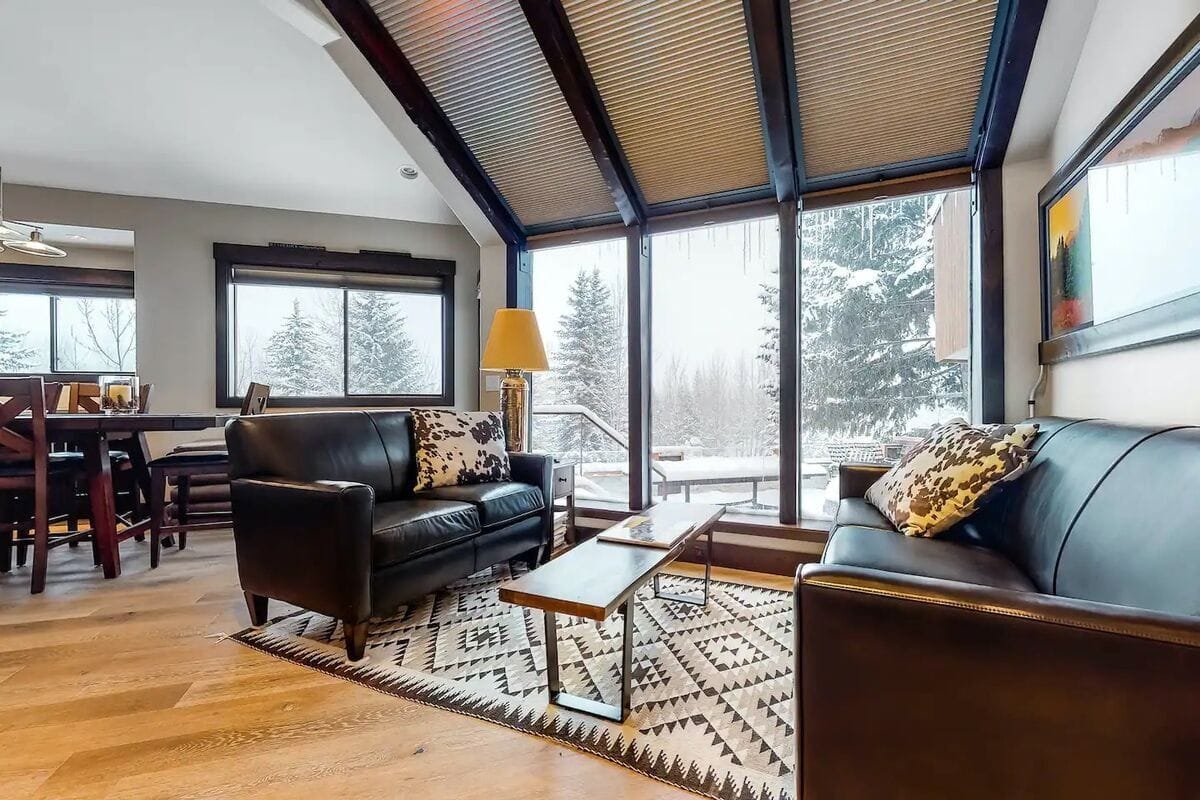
[499,503,724,621]
[37,412,239,433]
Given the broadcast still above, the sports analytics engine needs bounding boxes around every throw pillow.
[978,421,1040,449]
[865,421,1033,537]
[946,418,1040,448]
[411,409,510,491]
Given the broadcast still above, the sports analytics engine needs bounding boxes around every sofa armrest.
[794,564,1200,799]
[508,452,554,554]
[231,477,375,622]
[837,462,890,499]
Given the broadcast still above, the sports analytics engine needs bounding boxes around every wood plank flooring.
[0,531,792,799]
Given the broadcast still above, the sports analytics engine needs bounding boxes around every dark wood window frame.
[214,243,456,409]
[0,263,137,380]
[515,168,995,538]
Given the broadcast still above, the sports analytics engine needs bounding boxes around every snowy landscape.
[531,191,969,519]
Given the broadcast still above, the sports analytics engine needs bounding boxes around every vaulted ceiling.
[323,0,1042,242]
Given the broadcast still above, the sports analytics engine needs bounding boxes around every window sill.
[572,498,831,542]
[215,394,453,409]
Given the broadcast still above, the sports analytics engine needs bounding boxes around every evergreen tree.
[548,267,627,459]
[348,291,426,393]
[264,300,341,396]
[760,195,966,440]
[0,309,35,371]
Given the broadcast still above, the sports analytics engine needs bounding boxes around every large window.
[650,218,780,516]
[521,185,975,525]
[215,244,454,407]
[801,189,972,519]
[530,238,629,502]
[0,265,137,375]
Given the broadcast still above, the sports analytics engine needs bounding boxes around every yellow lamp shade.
[481,309,550,372]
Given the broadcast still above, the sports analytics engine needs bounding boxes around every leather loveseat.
[226,410,553,660]
[795,418,1200,799]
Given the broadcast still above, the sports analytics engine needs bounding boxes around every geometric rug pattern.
[233,564,794,800]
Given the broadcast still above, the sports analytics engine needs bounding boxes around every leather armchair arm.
[231,477,375,623]
[837,462,890,499]
[508,452,554,554]
[794,564,1200,799]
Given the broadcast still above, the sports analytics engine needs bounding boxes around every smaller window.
[0,264,136,376]
[215,244,455,408]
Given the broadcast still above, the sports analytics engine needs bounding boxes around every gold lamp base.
[499,369,528,452]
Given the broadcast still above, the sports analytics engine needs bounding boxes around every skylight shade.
[562,0,769,205]
[791,0,998,178]
[369,0,616,226]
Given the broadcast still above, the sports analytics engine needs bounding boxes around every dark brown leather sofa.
[226,410,553,660]
[795,418,1200,799]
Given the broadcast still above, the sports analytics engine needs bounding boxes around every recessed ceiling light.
[398,165,419,180]
[63,233,89,242]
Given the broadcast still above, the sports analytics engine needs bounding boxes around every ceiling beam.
[320,0,525,245]
[743,0,803,201]
[972,0,1049,170]
[518,0,648,226]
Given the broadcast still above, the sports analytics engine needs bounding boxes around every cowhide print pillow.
[411,409,510,491]
[947,418,1041,448]
[865,421,1033,538]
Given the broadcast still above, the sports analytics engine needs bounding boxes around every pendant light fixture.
[0,166,23,241]
[2,227,68,258]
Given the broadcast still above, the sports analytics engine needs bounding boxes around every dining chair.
[65,382,103,413]
[0,377,92,593]
[147,383,270,567]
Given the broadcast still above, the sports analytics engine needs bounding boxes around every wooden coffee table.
[498,503,724,722]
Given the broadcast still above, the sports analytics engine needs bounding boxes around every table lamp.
[481,309,549,452]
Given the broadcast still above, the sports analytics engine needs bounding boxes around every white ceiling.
[0,0,458,226]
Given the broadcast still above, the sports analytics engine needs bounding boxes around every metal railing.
[532,405,667,480]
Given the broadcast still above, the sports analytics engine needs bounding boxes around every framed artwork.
[1039,17,1200,363]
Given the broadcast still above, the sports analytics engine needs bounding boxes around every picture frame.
[1038,16,1200,364]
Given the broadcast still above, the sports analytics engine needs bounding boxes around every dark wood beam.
[743,0,803,200]
[626,225,651,510]
[975,168,1006,422]
[321,0,525,245]
[972,0,1048,170]
[518,0,647,226]
[778,200,800,524]
[506,244,532,309]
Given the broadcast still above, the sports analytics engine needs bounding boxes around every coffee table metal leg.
[542,599,635,723]
[652,526,713,607]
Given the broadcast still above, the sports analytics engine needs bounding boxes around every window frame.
[214,243,456,409]
[518,168,989,531]
[0,263,137,379]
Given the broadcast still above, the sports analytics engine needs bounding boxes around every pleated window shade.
[369,0,616,227]
[791,0,998,178]
[561,0,769,205]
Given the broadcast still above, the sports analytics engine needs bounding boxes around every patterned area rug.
[233,566,795,800]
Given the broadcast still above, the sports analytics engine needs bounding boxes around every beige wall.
[1001,156,1051,422]
[1038,0,1200,422]
[5,183,482,450]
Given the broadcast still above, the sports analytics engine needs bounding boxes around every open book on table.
[597,515,695,549]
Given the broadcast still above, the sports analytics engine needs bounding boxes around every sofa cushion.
[822,525,1036,592]
[419,481,543,530]
[1055,426,1200,615]
[833,498,895,533]
[371,499,480,567]
[411,409,510,491]
[865,421,1033,537]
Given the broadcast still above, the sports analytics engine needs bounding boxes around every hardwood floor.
[0,531,792,799]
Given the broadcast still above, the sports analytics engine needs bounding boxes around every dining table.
[17,412,239,579]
